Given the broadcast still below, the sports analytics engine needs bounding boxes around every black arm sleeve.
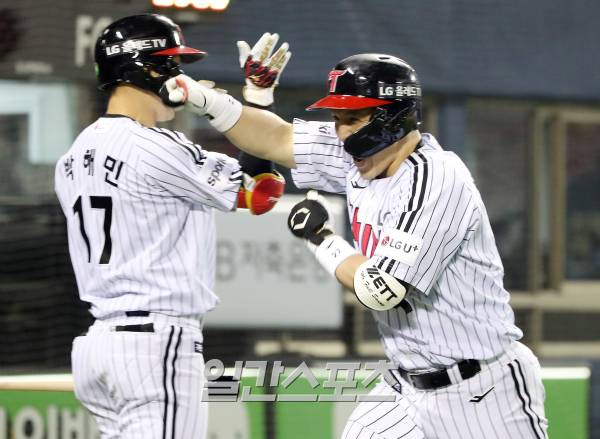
[238,151,274,175]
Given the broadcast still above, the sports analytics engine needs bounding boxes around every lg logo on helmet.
[378,84,421,98]
[105,38,168,57]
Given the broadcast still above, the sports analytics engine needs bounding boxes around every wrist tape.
[205,88,243,132]
[314,234,358,277]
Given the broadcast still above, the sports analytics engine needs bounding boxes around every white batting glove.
[160,75,242,132]
[237,32,291,107]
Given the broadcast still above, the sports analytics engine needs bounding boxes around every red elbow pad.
[237,171,285,215]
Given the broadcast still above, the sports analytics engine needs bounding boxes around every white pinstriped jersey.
[55,115,242,319]
[291,119,523,372]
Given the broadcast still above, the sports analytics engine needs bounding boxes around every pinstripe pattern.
[342,343,547,439]
[162,326,175,439]
[341,381,424,439]
[291,121,522,371]
[160,326,184,439]
[291,119,350,194]
[508,360,547,438]
[72,336,119,438]
[59,116,220,439]
[291,120,546,438]
[72,316,207,439]
[55,116,242,319]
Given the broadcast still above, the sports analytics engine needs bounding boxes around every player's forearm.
[225,106,296,169]
[288,192,407,311]
[160,75,296,169]
[334,254,369,290]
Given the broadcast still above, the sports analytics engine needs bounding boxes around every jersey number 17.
[72,195,113,264]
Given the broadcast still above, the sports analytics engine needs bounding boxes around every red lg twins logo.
[351,207,379,257]
[328,69,347,92]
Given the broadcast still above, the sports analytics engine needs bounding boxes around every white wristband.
[207,92,243,132]
[314,235,358,277]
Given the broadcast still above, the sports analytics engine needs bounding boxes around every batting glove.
[237,32,291,107]
[288,191,357,276]
[160,75,242,132]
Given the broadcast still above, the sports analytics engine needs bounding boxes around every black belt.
[115,311,153,332]
[125,311,150,317]
[114,323,155,332]
[399,359,481,390]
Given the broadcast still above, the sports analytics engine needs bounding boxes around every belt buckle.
[405,372,421,388]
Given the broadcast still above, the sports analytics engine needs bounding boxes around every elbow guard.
[353,260,406,311]
[237,171,285,215]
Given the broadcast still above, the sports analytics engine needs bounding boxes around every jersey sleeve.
[291,118,351,194]
[54,155,68,214]
[135,128,242,211]
[370,153,480,295]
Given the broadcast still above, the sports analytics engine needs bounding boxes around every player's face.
[333,109,396,180]
[333,109,373,141]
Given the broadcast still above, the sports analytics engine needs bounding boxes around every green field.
[0,368,589,439]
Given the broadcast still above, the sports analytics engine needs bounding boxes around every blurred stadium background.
[0,0,599,437]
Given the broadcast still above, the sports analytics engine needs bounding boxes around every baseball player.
[54,15,285,439]
[162,41,549,437]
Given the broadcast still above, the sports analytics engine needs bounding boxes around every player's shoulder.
[416,133,475,187]
[131,125,190,147]
[70,116,139,153]
[292,118,339,139]
[130,125,205,163]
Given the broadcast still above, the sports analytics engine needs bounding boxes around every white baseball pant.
[72,313,207,439]
[342,342,548,439]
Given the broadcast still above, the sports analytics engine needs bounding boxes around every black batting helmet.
[307,54,422,158]
[94,14,205,95]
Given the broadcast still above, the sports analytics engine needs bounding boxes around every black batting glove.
[288,190,335,246]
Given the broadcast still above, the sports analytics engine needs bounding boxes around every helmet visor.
[306,94,393,111]
[151,46,206,63]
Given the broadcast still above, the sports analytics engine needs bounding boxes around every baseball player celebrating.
[162,38,549,438]
[54,15,285,439]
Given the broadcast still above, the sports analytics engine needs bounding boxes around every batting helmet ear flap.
[343,101,421,158]
[115,58,185,96]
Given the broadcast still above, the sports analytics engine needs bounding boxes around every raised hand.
[237,32,291,107]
